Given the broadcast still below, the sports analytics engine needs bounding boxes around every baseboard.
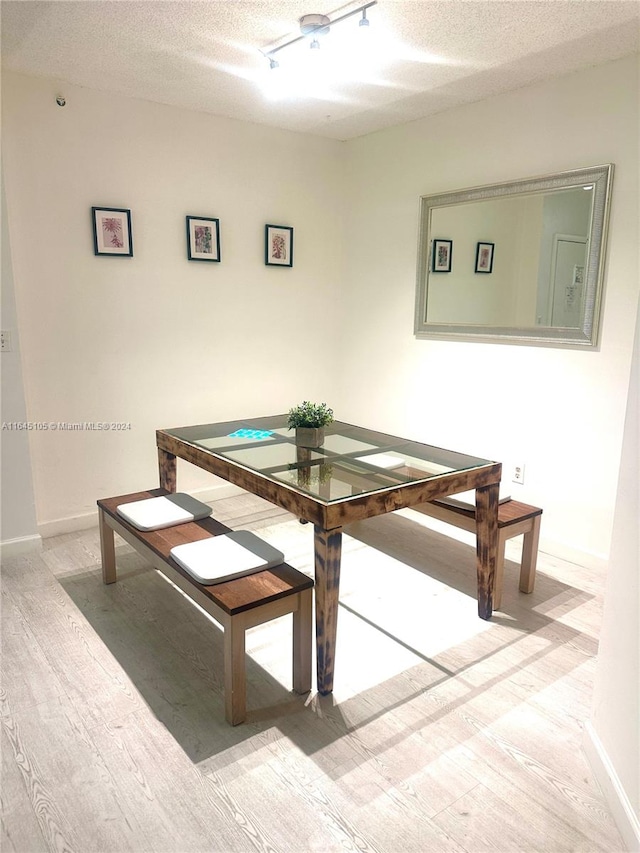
[37,483,244,539]
[402,507,608,571]
[583,721,640,851]
[539,536,607,572]
[192,483,243,503]
[38,511,100,538]
[0,533,43,560]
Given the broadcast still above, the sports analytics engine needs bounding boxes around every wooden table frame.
[157,423,501,694]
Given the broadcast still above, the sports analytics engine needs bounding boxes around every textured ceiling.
[2,0,639,139]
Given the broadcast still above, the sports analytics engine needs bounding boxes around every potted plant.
[287,401,334,448]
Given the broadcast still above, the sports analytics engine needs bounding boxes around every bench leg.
[519,515,541,594]
[293,588,312,695]
[224,616,247,726]
[493,533,507,611]
[99,509,117,585]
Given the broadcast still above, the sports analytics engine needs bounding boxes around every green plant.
[287,401,334,429]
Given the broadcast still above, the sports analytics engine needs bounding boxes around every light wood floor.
[1,492,625,852]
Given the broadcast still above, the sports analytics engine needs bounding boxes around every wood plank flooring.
[1,492,625,852]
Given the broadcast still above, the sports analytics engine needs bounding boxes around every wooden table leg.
[475,482,499,620]
[314,525,342,695]
[158,448,177,492]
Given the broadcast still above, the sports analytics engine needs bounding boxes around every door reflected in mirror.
[415,165,613,347]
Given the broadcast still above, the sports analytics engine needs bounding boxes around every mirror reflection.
[415,165,613,347]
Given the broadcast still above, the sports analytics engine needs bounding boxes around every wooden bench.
[412,499,543,610]
[97,488,314,725]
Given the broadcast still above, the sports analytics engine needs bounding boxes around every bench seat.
[412,498,543,610]
[97,488,314,724]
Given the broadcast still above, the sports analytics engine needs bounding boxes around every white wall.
[1,174,40,554]
[2,72,345,533]
[341,55,639,567]
[586,295,640,849]
[427,196,538,325]
[2,58,639,564]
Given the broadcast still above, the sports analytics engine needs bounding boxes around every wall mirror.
[414,164,613,347]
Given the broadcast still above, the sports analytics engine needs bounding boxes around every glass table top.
[163,415,494,503]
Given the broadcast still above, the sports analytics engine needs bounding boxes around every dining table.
[156,415,501,694]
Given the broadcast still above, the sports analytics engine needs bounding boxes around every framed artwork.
[92,207,133,256]
[186,216,221,262]
[265,224,293,267]
[432,239,452,272]
[475,241,495,273]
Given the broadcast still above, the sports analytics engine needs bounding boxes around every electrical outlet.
[512,462,525,484]
[0,330,12,352]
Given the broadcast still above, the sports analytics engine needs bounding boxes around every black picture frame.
[92,207,133,257]
[265,224,294,267]
[475,241,495,273]
[432,239,452,273]
[186,216,221,262]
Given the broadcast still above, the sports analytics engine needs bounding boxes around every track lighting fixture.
[264,1,377,68]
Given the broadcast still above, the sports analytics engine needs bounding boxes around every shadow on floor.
[59,511,595,774]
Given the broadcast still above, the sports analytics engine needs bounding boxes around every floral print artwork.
[432,239,452,272]
[194,225,212,254]
[92,207,132,256]
[475,241,494,273]
[271,234,286,260]
[101,217,123,249]
[265,225,293,266]
[186,217,219,261]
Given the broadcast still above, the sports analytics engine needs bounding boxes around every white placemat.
[117,494,212,531]
[170,531,285,584]
[355,453,406,470]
